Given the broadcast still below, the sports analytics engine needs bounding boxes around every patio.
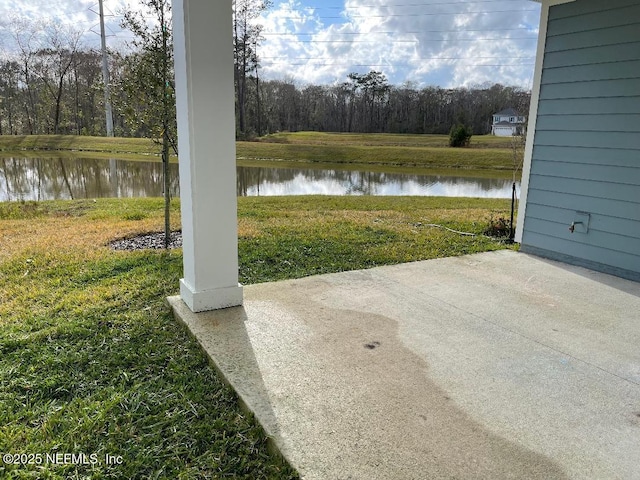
[169,250,640,479]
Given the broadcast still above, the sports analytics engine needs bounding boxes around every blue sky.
[0,0,541,89]
[259,0,542,87]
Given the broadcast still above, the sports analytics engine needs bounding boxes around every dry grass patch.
[237,217,262,238]
[0,214,178,261]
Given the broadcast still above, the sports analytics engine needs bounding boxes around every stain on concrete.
[250,278,569,480]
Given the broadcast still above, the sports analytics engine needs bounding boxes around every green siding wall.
[521,0,640,280]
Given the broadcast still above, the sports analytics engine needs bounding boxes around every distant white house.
[491,108,526,136]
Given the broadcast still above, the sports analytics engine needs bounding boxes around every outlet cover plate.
[573,211,590,234]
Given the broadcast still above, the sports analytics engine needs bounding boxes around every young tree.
[449,124,472,147]
[120,0,175,248]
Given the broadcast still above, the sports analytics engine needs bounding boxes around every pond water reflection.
[237,166,518,198]
[0,156,519,202]
[0,157,179,202]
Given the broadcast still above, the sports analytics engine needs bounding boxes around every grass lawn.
[242,132,519,172]
[256,131,514,148]
[0,133,521,173]
[0,135,162,161]
[0,196,514,478]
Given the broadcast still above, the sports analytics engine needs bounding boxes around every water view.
[0,156,519,202]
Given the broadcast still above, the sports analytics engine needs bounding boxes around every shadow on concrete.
[531,255,640,299]
[167,298,283,448]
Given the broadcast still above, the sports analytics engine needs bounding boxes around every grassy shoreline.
[0,196,514,478]
[0,133,521,173]
[0,135,162,158]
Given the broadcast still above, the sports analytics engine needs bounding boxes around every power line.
[261,62,535,67]
[272,8,538,20]
[261,37,536,44]
[294,0,534,8]
[261,56,535,60]
[282,40,420,43]
[263,27,538,35]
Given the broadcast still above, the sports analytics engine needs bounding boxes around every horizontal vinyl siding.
[522,0,640,278]
[534,130,640,149]
[543,44,640,69]
[527,203,640,235]
[536,114,640,132]
[542,60,640,84]
[547,2,640,33]
[537,96,640,115]
[545,23,640,52]
[532,146,640,168]
[531,160,639,185]
[540,78,640,99]
[525,218,638,258]
[526,189,640,222]
[527,175,638,204]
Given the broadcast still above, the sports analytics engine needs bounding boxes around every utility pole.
[98,0,114,136]
[255,41,261,137]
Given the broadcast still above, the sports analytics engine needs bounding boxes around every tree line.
[245,75,530,138]
[0,4,530,140]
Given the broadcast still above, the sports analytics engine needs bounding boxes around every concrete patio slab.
[168,250,640,480]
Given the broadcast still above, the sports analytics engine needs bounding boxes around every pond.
[0,156,520,202]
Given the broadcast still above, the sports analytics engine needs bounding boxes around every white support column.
[173,0,243,312]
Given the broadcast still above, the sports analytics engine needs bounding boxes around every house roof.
[494,108,521,116]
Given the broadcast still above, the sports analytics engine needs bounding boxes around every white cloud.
[0,0,541,88]
[0,0,145,53]
[259,0,541,87]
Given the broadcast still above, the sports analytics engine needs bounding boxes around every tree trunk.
[161,5,171,249]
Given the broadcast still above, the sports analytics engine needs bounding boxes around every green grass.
[237,196,514,283]
[257,131,514,148]
[242,132,518,172]
[0,197,514,478]
[0,199,298,479]
[0,135,164,160]
[0,132,521,172]
[237,142,512,171]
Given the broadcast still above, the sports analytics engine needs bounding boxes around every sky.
[0,0,541,89]
[0,1,141,53]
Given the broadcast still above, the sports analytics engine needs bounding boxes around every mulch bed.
[110,231,183,251]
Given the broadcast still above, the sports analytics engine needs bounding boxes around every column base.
[180,279,244,312]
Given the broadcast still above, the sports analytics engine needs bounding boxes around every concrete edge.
[165,296,296,470]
